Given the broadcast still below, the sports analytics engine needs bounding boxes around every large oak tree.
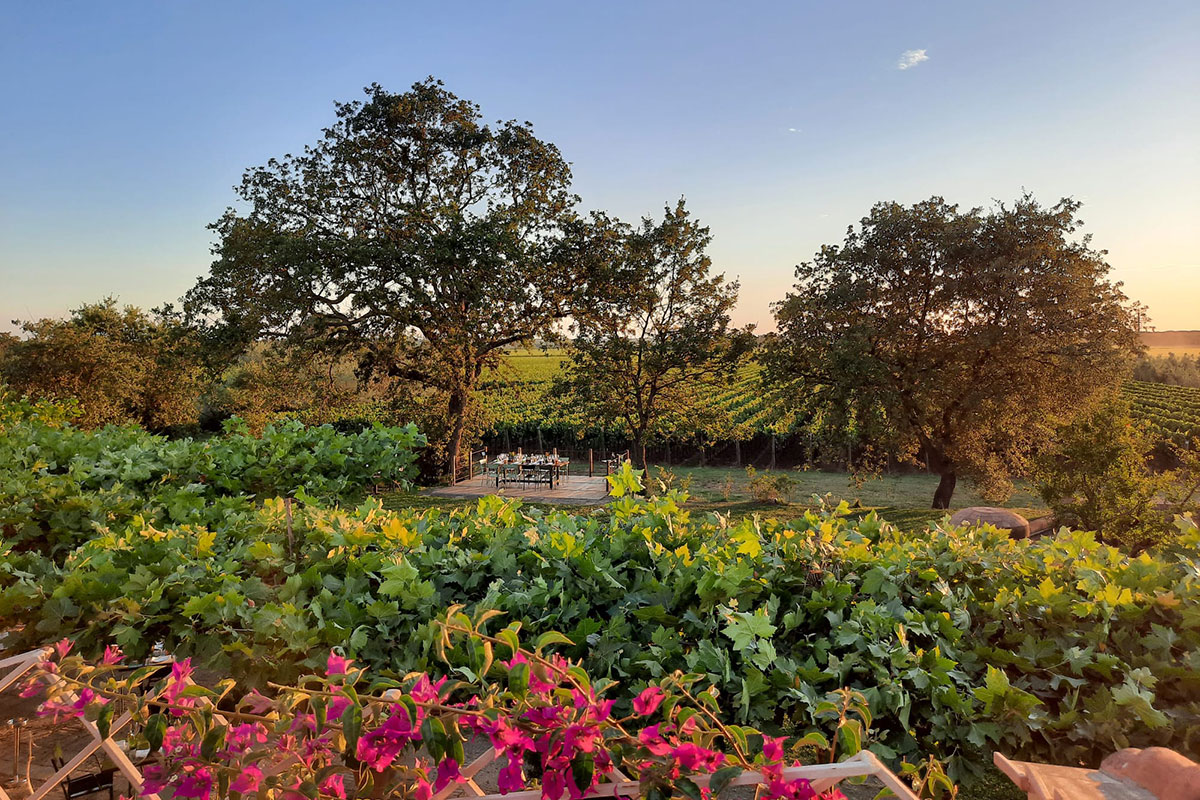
[185,79,597,476]
[763,195,1142,508]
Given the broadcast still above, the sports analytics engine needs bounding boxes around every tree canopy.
[0,299,203,431]
[763,195,1142,508]
[185,78,600,475]
[561,200,752,468]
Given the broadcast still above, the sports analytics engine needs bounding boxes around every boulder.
[948,506,1030,539]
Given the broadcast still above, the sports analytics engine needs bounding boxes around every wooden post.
[735,440,742,467]
[589,448,594,477]
[770,436,777,470]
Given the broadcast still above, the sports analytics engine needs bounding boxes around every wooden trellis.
[3,648,918,800]
[1,648,160,800]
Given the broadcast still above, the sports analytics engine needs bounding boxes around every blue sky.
[2,1,1198,331]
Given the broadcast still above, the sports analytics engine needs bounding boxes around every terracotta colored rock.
[1101,747,1200,800]
[948,506,1031,538]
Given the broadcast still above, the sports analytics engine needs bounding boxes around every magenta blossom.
[320,773,347,800]
[101,645,123,666]
[433,758,464,793]
[229,765,263,795]
[633,686,665,716]
[356,704,418,772]
[637,724,672,757]
[173,766,214,800]
[326,651,352,676]
[411,673,448,705]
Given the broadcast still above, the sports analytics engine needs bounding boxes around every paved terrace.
[424,474,610,505]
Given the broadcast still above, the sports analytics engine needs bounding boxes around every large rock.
[948,506,1030,539]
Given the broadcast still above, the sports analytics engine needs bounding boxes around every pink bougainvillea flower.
[19,676,44,699]
[672,742,725,772]
[562,722,600,755]
[498,756,525,794]
[632,686,665,716]
[326,651,352,677]
[411,673,449,705]
[242,689,274,714]
[327,696,351,720]
[320,773,347,800]
[414,777,433,800]
[540,755,569,800]
[161,724,188,754]
[141,764,168,795]
[433,758,464,793]
[53,639,73,660]
[637,724,673,757]
[174,766,214,800]
[163,658,195,713]
[356,704,417,771]
[225,723,268,754]
[101,645,124,665]
[763,735,786,763]
[229,765,263,795]
[762,776,817,800]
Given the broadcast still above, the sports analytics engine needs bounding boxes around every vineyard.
[479,362,800,443]
[1123,380,1200,444]
[480,355,1200,451]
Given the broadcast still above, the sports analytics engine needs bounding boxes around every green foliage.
[6,480,1199,784]
[0,299,205,431]
[763,195,1143,509]
[0,384,79,429]
[0,410,424,558]
[1035,398,1199,552]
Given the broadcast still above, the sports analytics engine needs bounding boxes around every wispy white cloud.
[897,49,929,70]
[787,127,801,133]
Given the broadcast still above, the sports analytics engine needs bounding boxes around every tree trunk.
[447,391,468,483]
[932,470,956,509]
[633,433,649,471]
[928,447,957,509]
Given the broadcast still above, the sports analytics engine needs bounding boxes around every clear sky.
[2,1,1197,332]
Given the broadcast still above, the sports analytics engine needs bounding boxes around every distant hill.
[1141,331,1200,347]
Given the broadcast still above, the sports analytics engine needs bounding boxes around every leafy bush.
[0,412,424,558]
[5,466,1198,784]
[1035,399,1199,551]
[745,466,795,504]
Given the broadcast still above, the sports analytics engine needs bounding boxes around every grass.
[381,465,1047,533]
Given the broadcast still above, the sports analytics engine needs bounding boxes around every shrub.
[1034,398,1198,551]
[745,466,794,504]
[6,466,1199,784]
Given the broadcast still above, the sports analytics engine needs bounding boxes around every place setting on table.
[487,450,570,489]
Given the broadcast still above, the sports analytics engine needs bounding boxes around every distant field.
[1145,345,1200,357]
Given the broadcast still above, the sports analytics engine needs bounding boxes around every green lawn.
[382,465,1047,533]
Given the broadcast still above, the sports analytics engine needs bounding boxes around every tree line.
[2,78,1147,508]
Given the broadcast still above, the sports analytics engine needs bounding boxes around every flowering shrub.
[23,610,955,800]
